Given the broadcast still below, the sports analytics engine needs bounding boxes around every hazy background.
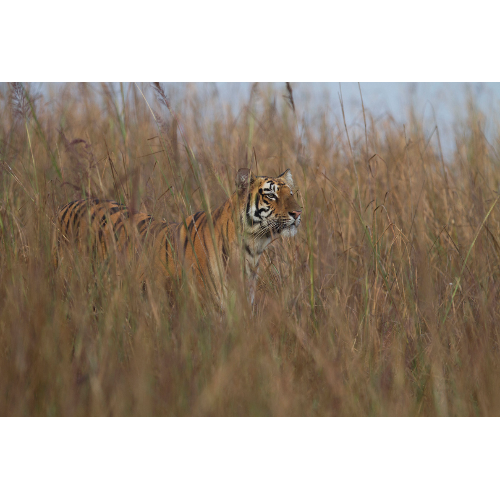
[219,82,500,156]
[40,82,500,159]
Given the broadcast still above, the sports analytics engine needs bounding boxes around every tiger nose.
[289,210,301,220]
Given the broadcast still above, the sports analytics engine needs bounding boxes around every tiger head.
[236,168,302,239]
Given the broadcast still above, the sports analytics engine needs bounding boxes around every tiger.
[53,168,302,304]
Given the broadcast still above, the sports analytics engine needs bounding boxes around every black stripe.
[64,200,85,235]
[97,205,125,229]
[90,202,105,224]
[181,216,196,255]
[254,192,260,207]
[186,212,202,250]
[137,217,153,235]
[192,212,207,245]
[74,199,100,234]
[219,219,230,265]
[246,192,252,216]
[245,192,254,226]
[99,213,109,228]
[194,211,204,223]
[108,205,126,217]
[113,219,127,242]
[201,223,208,247]
[61,200,79,231]
[90,199,114,225]
[212,206,222,224]
[59,200,78,226]
[197,214,208,232]
[187,211,204,234]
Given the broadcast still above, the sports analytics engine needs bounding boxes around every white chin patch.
[281,226,298,238]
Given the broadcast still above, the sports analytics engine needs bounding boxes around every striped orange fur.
[53,168,302,303]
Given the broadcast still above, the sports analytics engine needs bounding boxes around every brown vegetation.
[1,82,500,416]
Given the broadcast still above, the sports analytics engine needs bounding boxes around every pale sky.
[38,82,500,158]
[164,82,500,156]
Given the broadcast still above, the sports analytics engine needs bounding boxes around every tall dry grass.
[1,82,500,416]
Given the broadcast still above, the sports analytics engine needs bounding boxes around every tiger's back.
[53,199,168,268]
[52,198,216,283]
[53,199,130,263]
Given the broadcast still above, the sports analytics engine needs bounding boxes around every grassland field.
[1,82,500,416]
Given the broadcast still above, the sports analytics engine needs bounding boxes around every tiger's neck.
[213,192,273,268]
[210,192,273,306]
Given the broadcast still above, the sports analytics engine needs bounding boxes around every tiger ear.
[278,169,294,188]
[235,168,255,192]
